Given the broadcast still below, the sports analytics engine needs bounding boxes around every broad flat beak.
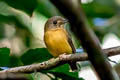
[63,19,68,24]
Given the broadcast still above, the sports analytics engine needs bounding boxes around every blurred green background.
[0,0,120,80]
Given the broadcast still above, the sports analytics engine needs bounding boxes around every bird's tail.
[68,61,78,71]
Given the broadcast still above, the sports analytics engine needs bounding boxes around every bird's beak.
[63,19,68,24]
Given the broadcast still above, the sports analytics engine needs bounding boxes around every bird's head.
[44,16,68,31]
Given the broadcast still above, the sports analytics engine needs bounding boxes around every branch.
[0,73,28,80]
[0,46,120,74]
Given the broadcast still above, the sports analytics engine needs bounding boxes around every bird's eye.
[53,21,57,24]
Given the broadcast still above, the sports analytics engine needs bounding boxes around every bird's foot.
[59,53,71,60]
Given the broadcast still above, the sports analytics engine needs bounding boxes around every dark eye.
[53,21,57,24]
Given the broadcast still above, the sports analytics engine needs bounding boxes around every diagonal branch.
[0,46,120,74]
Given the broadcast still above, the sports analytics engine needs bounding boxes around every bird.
[44,16,77,71]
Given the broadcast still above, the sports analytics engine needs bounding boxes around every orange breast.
[44,28,72,57]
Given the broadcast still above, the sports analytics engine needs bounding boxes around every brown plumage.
[44,16,77,70]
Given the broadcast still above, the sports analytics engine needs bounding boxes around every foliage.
[0,48,10,67]
[21,48,53,65]
[47,64,82,80]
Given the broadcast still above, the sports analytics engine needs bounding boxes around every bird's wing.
[67,32,76,54]
[66,31,78,70]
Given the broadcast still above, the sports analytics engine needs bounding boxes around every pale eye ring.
[53,21,57,24]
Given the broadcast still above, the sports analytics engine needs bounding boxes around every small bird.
[44,16,77,70]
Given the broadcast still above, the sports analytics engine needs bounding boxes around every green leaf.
[8,56,22,67]
[82,2,115,18]
[46,64,83,80]
[51,64,70,73]
[49,72,84,80]
[21,48,53,65]
[36,0,61,18]
[0,47,10,66]
[0,1,31,29]
[1,0,37,15]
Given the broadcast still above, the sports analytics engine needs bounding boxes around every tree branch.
[0,46,120,74]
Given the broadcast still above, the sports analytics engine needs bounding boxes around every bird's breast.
[44,28,72,57]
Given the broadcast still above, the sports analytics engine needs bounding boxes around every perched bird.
[44,16,77,70]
